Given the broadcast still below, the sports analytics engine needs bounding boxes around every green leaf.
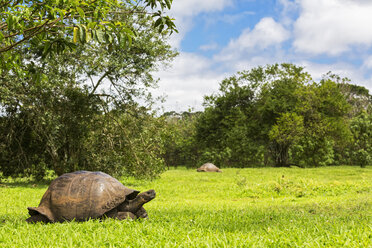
[87,22,97,29]
[42,41,51,58]
[154,16,163,28]
[127,34,132,47]
[95,29,105,43]
[50,8,56,19]
[6,15,14,30]
[78,25,87,44]
[73,27,78,43]
[119,33,127,47]
[104,33,113,43]
[122,27,135,38]
[165,0,172,9]
[107,22,116,30]
[158,24,164,33]
[94,9,99,18]
[86,29,92,43]
[76,7,85,19]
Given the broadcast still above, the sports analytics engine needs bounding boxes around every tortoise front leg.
[135,207,148,219]
[116,211,136,220]
[104,208,136,220]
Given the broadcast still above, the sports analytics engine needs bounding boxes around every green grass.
[0,166,371,247]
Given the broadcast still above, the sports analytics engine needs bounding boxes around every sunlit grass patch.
[0,166,371,247]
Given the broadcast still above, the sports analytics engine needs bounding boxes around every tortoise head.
[137,189,156,203]
[118,189,156,214]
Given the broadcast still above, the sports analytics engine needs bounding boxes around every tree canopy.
[190,64,371,168]
[0,0,177,180]
[0,0,176,54]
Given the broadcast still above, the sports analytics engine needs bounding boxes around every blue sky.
[154,0,372,112]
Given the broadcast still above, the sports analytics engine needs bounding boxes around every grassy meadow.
[0,166,371,247]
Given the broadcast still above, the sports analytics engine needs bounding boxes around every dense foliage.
[0,0,176,179]
[0,0,176,54]
[164,64,372,168]
[162,111,201,168]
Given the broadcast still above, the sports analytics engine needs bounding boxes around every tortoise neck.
[121,196,146,213]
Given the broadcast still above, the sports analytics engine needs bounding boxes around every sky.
[153,0,372,113]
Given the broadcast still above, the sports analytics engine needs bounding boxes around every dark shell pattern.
[28,171,139,222]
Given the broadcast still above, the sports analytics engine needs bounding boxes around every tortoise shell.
[27,171,139,222]
[197,163,222,172]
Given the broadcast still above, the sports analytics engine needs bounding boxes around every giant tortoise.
[26,171,155,223]
[196,163,222,172]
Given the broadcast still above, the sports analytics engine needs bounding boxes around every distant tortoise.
[26,171,156,223]
[197,163,222,172]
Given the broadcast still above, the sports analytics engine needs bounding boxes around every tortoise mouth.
[149,189,156,199]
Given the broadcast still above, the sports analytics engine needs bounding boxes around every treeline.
[2,1,370,181]
[1,63,371,180]
[163,64,372,169]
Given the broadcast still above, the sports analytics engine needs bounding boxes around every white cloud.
[153,0,372,112]
[216,17,290,62]
[155,17,291,112]
[278,0,299,26]
[279,0,298,13]
[203,11,256,27]
[297,60,372,92]
[298,61,355,80]
[231,17,290,50]
[153,53,226,112]
[220,11,255,25]
[151,1,235,111]
[294,0,372,55]
[362,56,372,69]
[199,42,219,51]
[232,56,281,72]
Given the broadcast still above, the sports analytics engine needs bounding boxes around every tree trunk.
[270,142,290,167]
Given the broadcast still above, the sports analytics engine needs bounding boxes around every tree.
[255,64,312,166]
[323,72,371,117]
[196,72,263,167]
[196,64,353,168]
[83,104,169,179]
[0,0,176,54]
[349,111,372,167]
[0,1,177,179]
[162,111,200,168]
[269,112,304,166]
[290,79,352,167]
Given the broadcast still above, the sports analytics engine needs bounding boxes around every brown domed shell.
[197,163,222,172]
[28,171,139,222]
